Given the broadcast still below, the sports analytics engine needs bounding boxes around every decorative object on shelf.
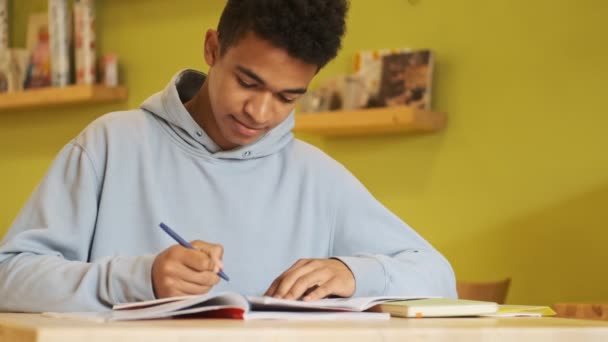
[102,53,118,87]
[48,0,71,87]
[74,0,96,85]
[10,49,30,92]
[24,12,51,89]
[378,49,434,110]
[299,75,347,113]
[341,74,367,110]
[0,50,8,93]
[0,48,30,93]
[353,47,411,108]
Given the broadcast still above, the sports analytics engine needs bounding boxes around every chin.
[224,134,255,148]
[237,136,260,146]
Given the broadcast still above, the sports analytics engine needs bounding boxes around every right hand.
[152,240,224,298]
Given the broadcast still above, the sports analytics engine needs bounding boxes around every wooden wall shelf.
[294,106,447,136]
[0,85,128,112]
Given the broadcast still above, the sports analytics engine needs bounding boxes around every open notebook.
[43,292,429,321]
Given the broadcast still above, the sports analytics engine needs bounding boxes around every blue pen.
[159,222,230,281]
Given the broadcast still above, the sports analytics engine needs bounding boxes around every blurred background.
[1,0,607,306]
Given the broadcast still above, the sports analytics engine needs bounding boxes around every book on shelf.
[0,0,8,51]
[48,0,72,87]
[74,0,97,85]
[0,0,8,93]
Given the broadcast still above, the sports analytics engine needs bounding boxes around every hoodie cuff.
[109,254,157,304]
[137,254,158,301]
[332,256,387,297]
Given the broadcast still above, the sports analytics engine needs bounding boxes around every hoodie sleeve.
[330,168,457,298]
[0,142,156,313]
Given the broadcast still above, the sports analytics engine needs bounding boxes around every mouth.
[230,116,265,138]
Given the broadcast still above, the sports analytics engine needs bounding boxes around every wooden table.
[2,313,608,342]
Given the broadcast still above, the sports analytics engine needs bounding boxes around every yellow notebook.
[482,305,556,317]
[372,298,498,318]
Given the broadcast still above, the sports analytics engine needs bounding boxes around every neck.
[184,80,209,129]
[184,80,231,150]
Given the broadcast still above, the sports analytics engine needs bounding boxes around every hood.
[140,69,295,160]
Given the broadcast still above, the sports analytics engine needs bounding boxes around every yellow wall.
[1,0,607,306]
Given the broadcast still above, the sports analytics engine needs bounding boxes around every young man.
[0,0,456,313]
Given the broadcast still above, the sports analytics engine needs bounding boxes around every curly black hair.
[217,0,348,69]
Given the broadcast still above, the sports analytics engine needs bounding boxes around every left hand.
[264,258,355,301]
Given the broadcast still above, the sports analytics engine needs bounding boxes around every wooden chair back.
[456,277,511,304]
[553,303,608,320]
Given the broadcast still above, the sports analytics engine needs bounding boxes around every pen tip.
[218,269,230,282]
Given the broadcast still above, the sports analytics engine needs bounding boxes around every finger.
[264,259,310,297]
[302,278,338,301]
[282,258,312,275]
[161,288,189,298]
[264,278,280,297]
[191,240,224,267]
[163,245,215,273]
[283,268,333,300]
[265,259,311,297]
[156,263,220,297]
[274,261,326,299]
[174,279,213,295]
[180,249,218,273]
[178,266,221,287]
[162,257,220,285]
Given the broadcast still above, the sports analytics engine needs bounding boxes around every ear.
[204,29,220,66]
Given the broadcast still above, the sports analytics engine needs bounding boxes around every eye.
[278,94,296,104]
[236,76,256,89]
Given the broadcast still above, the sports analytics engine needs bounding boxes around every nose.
[244,91,273,125]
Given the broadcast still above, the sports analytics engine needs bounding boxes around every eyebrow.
[236,65,308,95]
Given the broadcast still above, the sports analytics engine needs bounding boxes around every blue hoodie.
[0,70,456,312]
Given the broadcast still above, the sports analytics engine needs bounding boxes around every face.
[201,30,318,150]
